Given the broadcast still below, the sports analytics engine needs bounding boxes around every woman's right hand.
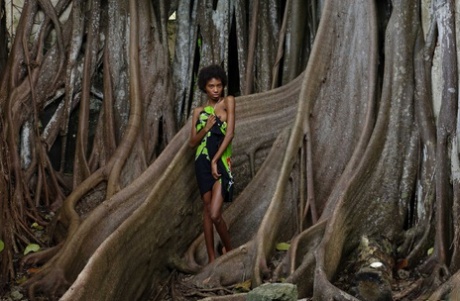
[205,114,216,131]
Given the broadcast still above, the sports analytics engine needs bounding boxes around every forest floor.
[0,205,431,301]
[0,261,432,301]
[145,249,428,301]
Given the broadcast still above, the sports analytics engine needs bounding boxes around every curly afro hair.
[197,64,228,93]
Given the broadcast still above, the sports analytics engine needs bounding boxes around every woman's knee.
[202,192,212,207]
[210,212,222,224]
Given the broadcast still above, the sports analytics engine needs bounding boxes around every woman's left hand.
[211,161,221,179]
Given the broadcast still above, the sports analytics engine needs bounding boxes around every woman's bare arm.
[211,96,235,178]
[189,107,216,148]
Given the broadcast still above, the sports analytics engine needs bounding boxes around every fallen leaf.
[27,267,41,274]
[396,258,408,270]
[276,242,290,251]
[31,222,44,230]
[16,276,28,284]
[24,243,40,255]
[234,279,251,292]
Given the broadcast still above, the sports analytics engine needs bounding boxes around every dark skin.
[189,77,235,263]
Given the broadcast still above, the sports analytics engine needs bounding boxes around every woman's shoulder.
[224,95,235,109]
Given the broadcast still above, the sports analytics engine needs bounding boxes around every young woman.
[189,65,235,263]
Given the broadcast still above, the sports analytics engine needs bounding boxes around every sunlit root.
[187,242,255,288]
[169,254,202,275]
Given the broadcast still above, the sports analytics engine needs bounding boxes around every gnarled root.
[398,221,434,268]
[427,270,460,301]
[24,267,70,301]
[188,242,255,288]
[413,261,450,299]
[172,242,255,300]
[20,243,63,268]
[419,255,450,284]
[313,267,360,301]
[276,221,326,297]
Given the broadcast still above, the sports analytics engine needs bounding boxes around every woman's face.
[205,78,223,101]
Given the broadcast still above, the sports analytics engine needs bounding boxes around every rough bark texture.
[0,0,7,78]
[1,0,460,300]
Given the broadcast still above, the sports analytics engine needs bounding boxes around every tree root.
[419,255,450,282]
[392,278,424,301]
[271,221,325,297]
[313,268,360,301]
[284,249,316,297]
[171,270,244,301]
[197,294,247,301]
[187,242,255,288]
[25,267,70,301]
[287,220,326,275]
[169,254,202,275]
[20,243,63,269]
[395,260,452,300]
[398,221,434,268]
[427,269,460,301]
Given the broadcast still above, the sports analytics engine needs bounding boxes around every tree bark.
[2,0,460,300]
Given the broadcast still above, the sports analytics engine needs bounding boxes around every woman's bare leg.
[202,191,215,263]
[210,182,232,253]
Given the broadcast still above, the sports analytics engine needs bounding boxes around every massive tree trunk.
[0,0,6,77]
[1,0,460,300]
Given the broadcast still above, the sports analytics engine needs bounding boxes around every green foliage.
[0,239,4,253]
[234,279,251,292]
[276,242,290,251]
[31,222,44,230]
[24,243,40,255]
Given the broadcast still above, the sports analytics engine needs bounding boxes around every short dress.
[194,106,234,202]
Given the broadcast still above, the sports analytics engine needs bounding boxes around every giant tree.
[1,0,460,300]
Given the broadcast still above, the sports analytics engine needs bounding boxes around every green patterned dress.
[194,106,234,202]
